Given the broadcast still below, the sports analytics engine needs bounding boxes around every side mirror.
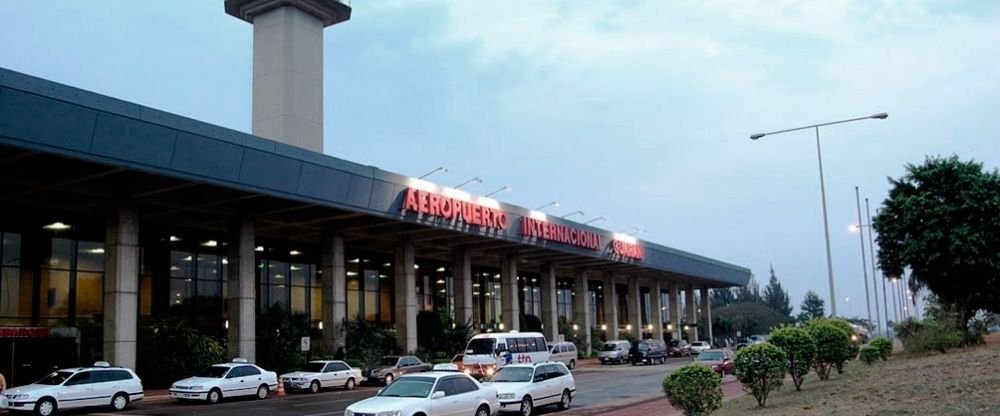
[432,391,446,400]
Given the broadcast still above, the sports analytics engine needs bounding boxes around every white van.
[462,332,549,379]
[548,341,579,369]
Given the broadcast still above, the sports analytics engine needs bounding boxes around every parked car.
[689,341,711,354]
[548,341,579,369]
[169,358,278,404]
[365,355,432,385]
[345,372,498,416]
[695,349,736,376]
[2,362,143,416]
[597,340,631,365]
[487,362,575,415]
[629,339,668,365]
[668,340,692,357]
[280,360,361,393]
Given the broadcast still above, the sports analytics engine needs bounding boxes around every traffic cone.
[277,378,286,396]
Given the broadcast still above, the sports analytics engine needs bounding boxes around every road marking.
[292,398,353,407]
[302,411,344,416]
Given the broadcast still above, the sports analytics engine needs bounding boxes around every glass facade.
[589,280,603,326]
[471,266,502,330]
[555,277,574,320]
[517,272,541,318]
[345,253,393,323]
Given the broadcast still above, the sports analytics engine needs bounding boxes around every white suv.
[2,362,144,416]
[488,362,575,415]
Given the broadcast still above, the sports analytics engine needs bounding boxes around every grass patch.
[713,344,1000,416]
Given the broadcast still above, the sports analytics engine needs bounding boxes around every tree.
[803,320,852,380]
[712,302,789,340]
[735,275,762,304]
[662,364,723,416]
[763,265,793,318]
[799,291,825,321]
[734,343,787,407]
[768,326,817,391]
[873,156,1000,342]
[710,288,736,308]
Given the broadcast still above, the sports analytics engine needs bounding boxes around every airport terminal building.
[0,0,750,384]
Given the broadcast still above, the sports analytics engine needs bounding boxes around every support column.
[103,207,139,369]
[686,285,699,341]
[226,216,256,361]
[500,255,520,332]
[628,277,642,339]
[452,250,473,327]
[394,241,417,353]
[602,273,619,340]
[573,270,592,356]
[701,287,713,347]
[669,284,682,340]
[540,263,558,341]
[651,279,664,342]
[321,230,346,355]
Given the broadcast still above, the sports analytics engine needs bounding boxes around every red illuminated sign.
[0,327,52,338]
[520,217,601,250]
[402,188,509,230]
[611,239,645,261]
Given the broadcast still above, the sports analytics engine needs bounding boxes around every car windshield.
[638,343,650,351]
[303,362,326,372]
[670,341,683,346]
[377,377,435,398]
[602,343,619,351]
[380,357,400,366]
[198,366,230,378]
[466,338,496,355]
[491,367,533,382]
[698,351,724,361]
[37,371,74,385]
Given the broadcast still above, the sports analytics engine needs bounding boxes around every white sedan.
[345,372,498,416]
[169,359,278,404]
[487,362,574,416]
[281,360,362,393]
[690,341,712,354]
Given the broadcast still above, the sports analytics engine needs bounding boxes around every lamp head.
[871,113,889,120]
[750,133,766,140]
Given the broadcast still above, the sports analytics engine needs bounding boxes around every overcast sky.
[2,1,998,320]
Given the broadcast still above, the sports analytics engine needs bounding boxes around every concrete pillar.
[226,0,351,153]
[500,255,520,332]
[394,241,417,353]
[321,230,346,354]
[669,284,682,340]
[602,273,619,340]
[452,250,473,327]
[686,285,699,341]
[226,217,256,361]
[573,270,592,356]
[651,279,664,342]
[103,207,139,369]
[701,287,713,347]
[628,277,642,339]
[540,263,558,341]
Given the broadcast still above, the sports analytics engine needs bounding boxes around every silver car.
[598,340,631,365]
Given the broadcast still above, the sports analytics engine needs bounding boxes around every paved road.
[77,357,697,416]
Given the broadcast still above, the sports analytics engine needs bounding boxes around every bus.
[462,332,550,379]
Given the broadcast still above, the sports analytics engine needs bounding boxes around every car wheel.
[345,378,356,390]
[207,389,222,404]
[568,359,576,370]
[256,385,269,400]
[35,398,57,416]
[309,380,320,394]
[520,396,533,416]
[475,404,491,416]
[111,393,129,411]
[384,373,394,385]
[557,389,571,410]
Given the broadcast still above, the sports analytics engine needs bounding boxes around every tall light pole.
[864,197,882,334]
[750,112,888,317]
[853,186,874,330]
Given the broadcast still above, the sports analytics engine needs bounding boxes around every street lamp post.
[864,197,883,335]
[853,186,874,331]
[750,112,888,317]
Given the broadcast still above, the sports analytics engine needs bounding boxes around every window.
[65,371,93,386]
[346,254,393,323]
[169,250,224,330]
[434,378,457,396]
[556,278,574,320]
[327,362,348,372]
[471,266,502,330]
[241,366,261,376]
[452,377,478,394]
[535,338,547,352]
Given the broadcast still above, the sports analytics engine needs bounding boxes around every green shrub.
[255,304,312,375]
[734,343,787,407]
[137,322,226,388]
[903,320,963,353]
[803,320,851,380]
[893,317,924,341]
[345,316,398,370]
[858,345,880,365]
[823,319,860,374]
[869,337,892,360]
[591,334,605,358]
[768,326,817,391]
[662,364,723,416]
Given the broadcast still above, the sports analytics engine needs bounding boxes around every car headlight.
[498,393,516,400]
[10,394,30,400]
[376,411,400,416]
[189,386,204,390]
